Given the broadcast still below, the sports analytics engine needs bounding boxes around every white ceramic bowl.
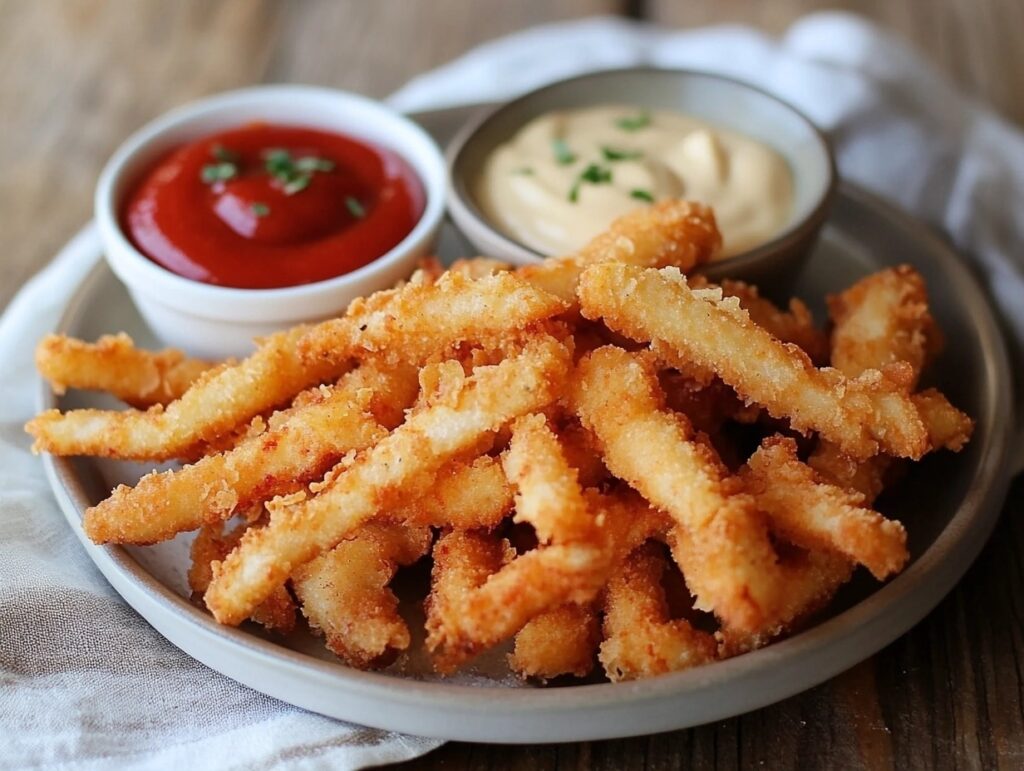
[95,85,446,359]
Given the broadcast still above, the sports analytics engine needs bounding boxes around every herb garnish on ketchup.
[122,124,424,289]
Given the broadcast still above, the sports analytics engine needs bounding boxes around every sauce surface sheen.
[123,123,424,289]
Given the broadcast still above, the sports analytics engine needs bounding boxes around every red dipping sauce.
[122,124,425,289]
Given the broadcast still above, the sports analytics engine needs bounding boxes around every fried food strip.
[579,265,928,460]
[809,267,972,498]
[720,280,830,363]
[599,543,717,681]
[744,436,907,579]
[386,455,513,530]
[713,544,854,656]
[501,414,594,544]
[914,389,973,452]
[448,257,512,278]
[189,522,296,634]
[298,270,568,368]
[82,360,419,544]
[827,265,939,384]
[557,421,609,487]
[428,488,665,673]
[26,325,347,461]
[292,523,431,669]
[36,333,219,408]
[518,200,721,303]
[204,335,571,625]
[571,345,782,632]
[509,602,600,680]
[425,530,515,671]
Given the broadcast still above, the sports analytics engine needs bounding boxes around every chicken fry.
[387,455,513,530]
[27,325,348,461]
[571,346,783,632]
[189,522,296,634]
[510,602,601,680]
[502,414,595,544]
[204,335,571,625]
[600,543,717,681]
[809,266,972,499]
[83,360,418,544]
[292,523,431,669]
[744,436,907,579]
[578,264,928,460]
[299,270,568,368]
[518,200,721,303]
[36,333,220,408]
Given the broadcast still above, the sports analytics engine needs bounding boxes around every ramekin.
[446,68,836,293]
[96,85,446,359]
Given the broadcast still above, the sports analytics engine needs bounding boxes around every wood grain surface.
[3,2,1021,769]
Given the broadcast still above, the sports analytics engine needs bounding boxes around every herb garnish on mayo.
[476,105,794,258]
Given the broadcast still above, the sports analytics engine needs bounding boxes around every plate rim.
[37,181,1016,742]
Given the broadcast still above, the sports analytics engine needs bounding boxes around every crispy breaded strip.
[827,265,939,385]
[913,389,974,452]
[82,360,420,545]
[809,267,971,498]
[571,345,782,632]
[26,326,348,461]
[502,414,594,544]
[204,335,571,625]
[448,257,512,278]
[518,200,721,303]
[578,265,929,460]
[744,436,908,579]
[189,523,296,634]
[299,270,568,368]
[510,602,600,680]
[719,280,829,364]
[712,544,853,656]
[386,456,513,530]
[599,543,717,681]
[428,488,664,673]
[292,523,431,669]
[36,333,219,408]
[425,530,515,672]
[557,421,609,488]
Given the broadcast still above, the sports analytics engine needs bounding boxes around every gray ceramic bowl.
[446,68,837,289]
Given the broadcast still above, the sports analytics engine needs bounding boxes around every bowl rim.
[445,66,839,268]
[95,84,447,303]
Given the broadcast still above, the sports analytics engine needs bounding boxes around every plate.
[38,106,1017,743]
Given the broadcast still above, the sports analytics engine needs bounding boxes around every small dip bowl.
[446,68,836,290]
[96,85,447,359]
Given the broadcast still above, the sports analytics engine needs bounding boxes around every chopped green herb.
[250,202,270,217]
[514,166,534,175]
[615,111,651,132]
[552,138,577,165]
[211,144,239,163]
[568,163,613,202]
[263,148,334,195]
[630,188,655,203]
[295,156,335,173]
[200,162,238,184]
[282,175,310,195]
[345,196,366,219]
[601,146,643,162]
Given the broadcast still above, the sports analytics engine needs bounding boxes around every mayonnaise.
[476,105,794,258]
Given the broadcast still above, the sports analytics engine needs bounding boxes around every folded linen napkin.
[2,12,1022,770]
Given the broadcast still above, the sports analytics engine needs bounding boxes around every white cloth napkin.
[3,11,1023,770]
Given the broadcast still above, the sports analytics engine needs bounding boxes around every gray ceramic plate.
[38,106,1019,744]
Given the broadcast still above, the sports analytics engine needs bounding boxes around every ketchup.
[122,124,425,289]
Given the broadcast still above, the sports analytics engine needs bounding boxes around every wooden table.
[5,2,1021,768]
